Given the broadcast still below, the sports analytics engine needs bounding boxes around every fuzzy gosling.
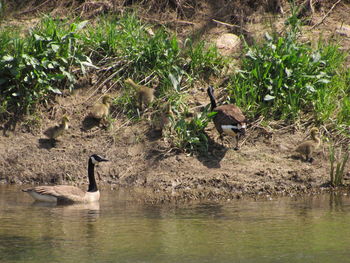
[295,127,321,162]
[44,115,69,140]
[207,86,246,150]
[124,78,155,111]
[90,95,112,120]
[153,103,173,134]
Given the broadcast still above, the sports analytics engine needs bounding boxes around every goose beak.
[100,158,109,162]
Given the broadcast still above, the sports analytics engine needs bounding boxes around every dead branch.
[311,0,342,29]
[212,19,250,33]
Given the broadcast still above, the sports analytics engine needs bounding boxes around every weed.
[0,16,94,117]
[227,8,348,126]
[168,105,214,154]
[329,145,349,187]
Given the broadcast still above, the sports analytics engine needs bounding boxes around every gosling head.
[90,154,109,164]
[310,127,319,135]
[61,115,70,129]
[61,115,70,123]
[101,95,112,105]
[124,78,132,84]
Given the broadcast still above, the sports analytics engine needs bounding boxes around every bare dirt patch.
[1,0,350,203]
[0,87,344,203]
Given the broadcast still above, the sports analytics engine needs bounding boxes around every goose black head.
[90,154,109,164]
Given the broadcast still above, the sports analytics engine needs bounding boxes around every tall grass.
[84,13,224,153]
[227,8,348,127]
[329,145,349,187]
[85,14,224,86]
[0,16,93,116]
[0,13,224,152]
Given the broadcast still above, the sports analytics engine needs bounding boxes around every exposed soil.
[1,86,348,203]
[1,0,350,203]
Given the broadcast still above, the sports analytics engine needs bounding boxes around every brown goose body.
[44,116,69,140]
[124,78,155,110]
[295,127,321,162]
[22,154,108,204]
[22,185,98,203]
[90,95,111,120]
[207,86,246,149]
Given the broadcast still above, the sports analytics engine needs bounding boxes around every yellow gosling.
[44,115,69,140]
[295,127,321,162]
[124,78,155,111]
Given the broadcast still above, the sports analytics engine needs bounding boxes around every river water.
[1,185,350,263]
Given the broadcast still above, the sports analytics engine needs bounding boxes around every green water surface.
[1,185,350,263]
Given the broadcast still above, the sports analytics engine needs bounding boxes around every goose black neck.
[207,88,217,110]
[87,159,98,192]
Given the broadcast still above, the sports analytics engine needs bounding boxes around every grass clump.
[0,16,94,117]
[329,145,349,187]
[227,8,348,126]
[167,105,214,154]
[85,13,224,152]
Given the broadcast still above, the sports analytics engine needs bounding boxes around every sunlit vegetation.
[227,6,350,129]
[0,5,349,154]
[0,17,93,116]
[329,145,349,187]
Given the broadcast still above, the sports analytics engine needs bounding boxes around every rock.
[216,33,241,56]
[336,24,350,38]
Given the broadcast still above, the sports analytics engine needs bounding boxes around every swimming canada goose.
[44,115,69,141]
[22,154,109,204]
[295,127,321,162]
[207,86,246,150]
[124,78,155,111]
[90,95,112,121]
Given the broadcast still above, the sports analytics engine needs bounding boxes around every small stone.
[216,33,241,56]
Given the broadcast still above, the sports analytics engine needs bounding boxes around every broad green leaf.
[74,20,89,32]
[2,55,14,62]
[48,87,62,94]
[51,44,60,52]
[285,67,292,77]
[264,94,275,101]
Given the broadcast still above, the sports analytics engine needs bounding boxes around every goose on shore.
[295,127,321,162]
[207,86,246,150]
[22,154,109,204]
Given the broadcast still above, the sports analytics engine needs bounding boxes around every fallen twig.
[212,19,250,33]
[19,0,50,15]
[311,0,342,29]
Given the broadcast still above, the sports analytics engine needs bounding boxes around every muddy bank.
[1,86,347,203]
[1,0,350,203]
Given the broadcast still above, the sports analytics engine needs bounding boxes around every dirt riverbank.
[1,0,350,202]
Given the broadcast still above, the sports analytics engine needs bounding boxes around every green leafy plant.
[0,16,94,116]
[329,145,349,187]
[169,105,214,154]
[227,7,347,125]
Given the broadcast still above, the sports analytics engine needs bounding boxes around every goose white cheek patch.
[221,125,238,136]
[222,125,238,130]
[91,156,97,164]
[222,124,246,130]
